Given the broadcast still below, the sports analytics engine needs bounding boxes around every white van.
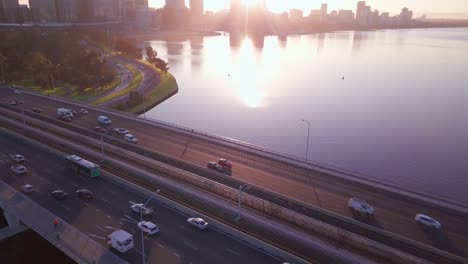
[97,116,112,125]
[108,230,133,253]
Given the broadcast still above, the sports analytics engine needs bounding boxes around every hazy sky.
[18,0,468,18]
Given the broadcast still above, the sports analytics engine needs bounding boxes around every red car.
[217,158,232,169]
[94,126,106,133]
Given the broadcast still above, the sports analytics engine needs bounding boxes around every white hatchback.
[11,164,28,175]
[186,217,209,230]
[137,221,159,235]
[415,214,441,229]
[131,203,153,216]
[97,115,112,125]
[11,154,25,163]
[124,134,138,143]
[347,197,374,215]
[21,184,34,193]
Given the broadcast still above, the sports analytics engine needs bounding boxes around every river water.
[143,28,468,204]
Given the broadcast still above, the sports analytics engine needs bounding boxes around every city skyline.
[15,0,468,18]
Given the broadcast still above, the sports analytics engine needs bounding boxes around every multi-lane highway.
[1,88,468,260]
[0,131,278,264]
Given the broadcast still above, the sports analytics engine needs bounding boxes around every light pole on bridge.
[301,119,322,208]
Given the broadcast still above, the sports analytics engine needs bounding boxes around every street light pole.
[301,119,310,162]
[301,119,322,208]
[140,189,160,264]
[236,185,244,221]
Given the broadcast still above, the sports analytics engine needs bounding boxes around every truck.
[108,230,133,253]
[56,108,73,119]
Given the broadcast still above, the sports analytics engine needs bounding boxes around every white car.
[97,115,112,125]
[347,197,374,215]
[79,109,88,115]
[131,204,153,216]
[11,154,25,163]
[124,134,138,143]
[137,221,159,235]
[13,89,22,95]
[21,184,34,193]
[414,214,441,229]
[186,217,209,230]
[11,164,28,175]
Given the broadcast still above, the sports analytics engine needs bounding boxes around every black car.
[76,189,93,200]
[51,190,68,200]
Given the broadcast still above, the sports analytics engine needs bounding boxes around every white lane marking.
[158,244,165,248]
[226,248,241,257]
[104,225,117,230]
[124,215,138,222]
[95,225,105,232]
[102,198,112,204]
[173,253,180,257]
[184,241,198,251]
[95,208,101,212]
[106,215,112,219]
[144,236,150,240]
[120,218,137,224]
[61,205,71,211]
[180,225,192,232]
[72,183,80,188]
[88,234,106,240]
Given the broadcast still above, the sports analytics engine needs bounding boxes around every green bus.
[66,155,101,178]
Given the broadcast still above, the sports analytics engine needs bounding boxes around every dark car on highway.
[76,189,93,200]
[94,126,106,133]
[51,190,68,200]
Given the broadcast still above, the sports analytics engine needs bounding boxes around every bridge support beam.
[0,211,28,241]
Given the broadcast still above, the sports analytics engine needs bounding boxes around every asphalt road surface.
[1,88,468,258]
[0,131,278,264]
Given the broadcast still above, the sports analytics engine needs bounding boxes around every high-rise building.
[29,0,57,21]
[135,0,147,7]
[320,3,327,24]
[165,0,185,10]
[190,0,203,17]
[0,0,20,22]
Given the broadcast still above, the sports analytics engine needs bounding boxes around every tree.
[0,53,6,83]
[145,46,157,65]
[23,52,55,88]
[154,58,169,76]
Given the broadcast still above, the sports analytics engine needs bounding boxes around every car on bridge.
[94,126,106,133]
[76,189,94,200]
[137,221,159,235]
[187,217,209,230]
[124,134,138,143]
[11,164,28,175]
[131,203,153,216]
[33,107,42,113]
[8,100,23,106]
[10,154,25,163]
[21,184,34,194]
[51,190,68,200]
[98,116,112,126]
[207,161,223,172]
[218,158,232,170]
[347,197,374,216]
[414,214,441,229]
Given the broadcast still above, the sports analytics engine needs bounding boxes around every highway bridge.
[1,87,467,264]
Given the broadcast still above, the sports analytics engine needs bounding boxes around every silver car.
[11,164,28,175]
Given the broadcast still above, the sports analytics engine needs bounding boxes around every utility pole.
[236,185,244,221]
[140,189,160,264]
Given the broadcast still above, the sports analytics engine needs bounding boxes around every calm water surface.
[143,28,468,204]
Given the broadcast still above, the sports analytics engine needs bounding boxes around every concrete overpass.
[0,87,467,263]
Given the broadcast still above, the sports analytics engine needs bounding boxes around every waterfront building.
[190,0,203,17]
[355,1,367,25]
[0,0,20,22]
[29,0,56,21]
[320,3,327,24]
[338,10,354,25]
[165,0,185,10]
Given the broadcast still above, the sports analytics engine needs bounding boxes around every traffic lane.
[4,90,468,255]
[0,132,278,264]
